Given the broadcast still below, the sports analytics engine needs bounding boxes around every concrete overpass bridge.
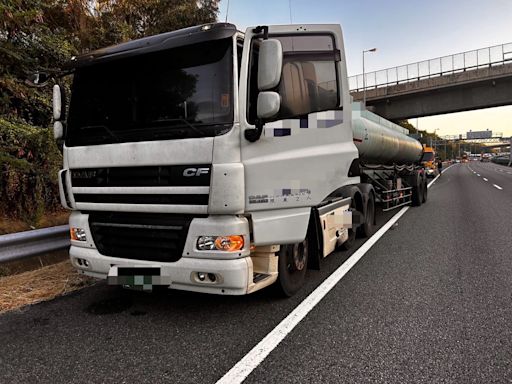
[350,43,512,120]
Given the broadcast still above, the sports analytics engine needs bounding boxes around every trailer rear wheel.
[276,238,309,297]
[360,193,375,238]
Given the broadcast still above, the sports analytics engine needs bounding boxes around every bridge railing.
[349,42,512,92]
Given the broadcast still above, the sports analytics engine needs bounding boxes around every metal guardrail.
[350,42,512,92]
[0,225,70,264]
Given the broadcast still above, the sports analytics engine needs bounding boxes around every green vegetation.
[0,0,219,224]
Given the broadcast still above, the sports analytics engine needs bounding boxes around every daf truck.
[52,23,428,296]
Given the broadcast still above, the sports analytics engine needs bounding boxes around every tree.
[0,0,219,223]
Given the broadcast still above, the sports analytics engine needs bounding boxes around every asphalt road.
[1,163,511,383]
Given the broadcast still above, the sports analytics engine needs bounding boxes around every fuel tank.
[351,102,423,165]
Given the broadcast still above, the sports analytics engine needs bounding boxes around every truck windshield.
[422,152,434,162]
[66,38,233,146]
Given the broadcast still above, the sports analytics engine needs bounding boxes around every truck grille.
[89,212,198,262]
[71,165,211,187]
[74,194,209,205]
[69,165,210,212]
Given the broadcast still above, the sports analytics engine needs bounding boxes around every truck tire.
[422,179,428,203]
[360,193,375,238]
[411,172,423,207]
[276,238,309,297]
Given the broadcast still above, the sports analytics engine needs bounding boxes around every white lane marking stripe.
[217,166,450,384]
[476,174,481,177]
[483,178,488,182]
[215,207,409,384]
[493,184,503,190]
[427,163,454,188]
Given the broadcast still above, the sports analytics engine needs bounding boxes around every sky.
[218,0,512,137]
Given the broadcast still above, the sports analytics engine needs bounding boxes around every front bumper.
[70,246,253,295]
[69,211,255,295]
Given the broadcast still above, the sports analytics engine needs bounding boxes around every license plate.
[108,267,163,290]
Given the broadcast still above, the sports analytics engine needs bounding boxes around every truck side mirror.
[258,39,283,91]
[257,92,280,119]
[53,121,64,140]
[53,84,62,120]
[245,39,283,143]
[26,72,50,87]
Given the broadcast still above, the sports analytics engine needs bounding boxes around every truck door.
[239,24,359,212]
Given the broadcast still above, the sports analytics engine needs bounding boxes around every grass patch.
[0,260,96,314]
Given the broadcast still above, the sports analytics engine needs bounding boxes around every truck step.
[253,273,271,283]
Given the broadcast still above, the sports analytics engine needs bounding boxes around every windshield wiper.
[147,118,205,136]
[79,125,120,143]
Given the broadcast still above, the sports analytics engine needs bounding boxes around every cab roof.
[69,23,238,68]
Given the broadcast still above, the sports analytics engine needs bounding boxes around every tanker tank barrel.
[351,102,423,165]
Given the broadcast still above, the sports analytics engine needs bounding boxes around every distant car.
[491,156,511,166]
[455,159,461,163]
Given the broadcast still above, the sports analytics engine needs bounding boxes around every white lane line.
[217,166,450,384]
[427,163,454,188]
[215,207,410,384]
[493,184,503,190]
[483,178,488,182]
[476,174,481,177]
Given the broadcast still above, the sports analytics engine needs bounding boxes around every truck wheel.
[422,179,428,203]
[360,193,375,238]
[411,173,422,207]
[276,238,308,297]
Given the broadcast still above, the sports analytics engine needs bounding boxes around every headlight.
[70,227,87,241]
[196,235,244,252]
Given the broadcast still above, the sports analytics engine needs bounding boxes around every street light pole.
[433,128,439,156]
[362,48,377,108]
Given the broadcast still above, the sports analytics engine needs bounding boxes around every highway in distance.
[1,163,511,383]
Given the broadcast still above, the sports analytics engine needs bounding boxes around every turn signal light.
[196,235,244,251]
[70,227,87,242]
[214,235,244,251]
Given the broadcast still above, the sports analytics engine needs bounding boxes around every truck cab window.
[66,38,234,146]
[248,34,340,124]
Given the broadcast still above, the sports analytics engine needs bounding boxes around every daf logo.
[183,167,209,177]
[73,170,97,179]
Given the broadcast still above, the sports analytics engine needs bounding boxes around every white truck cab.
[54,23,426,296]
